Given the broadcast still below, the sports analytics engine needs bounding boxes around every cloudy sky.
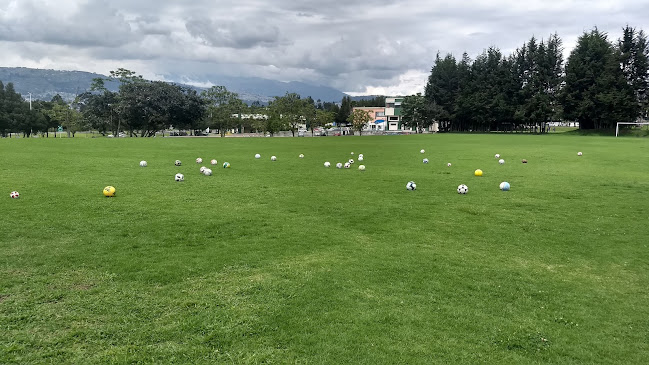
[0,0,647,95]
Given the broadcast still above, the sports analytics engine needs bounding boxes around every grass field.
[1,134,649,364]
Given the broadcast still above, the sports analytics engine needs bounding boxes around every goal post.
[616,122,649,137]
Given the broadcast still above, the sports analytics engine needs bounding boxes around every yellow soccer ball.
[474,169,483,177]
[103,186,116,197]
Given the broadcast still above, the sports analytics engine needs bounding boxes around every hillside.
[0,67,349,103]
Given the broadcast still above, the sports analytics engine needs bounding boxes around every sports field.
[1,134,648,364]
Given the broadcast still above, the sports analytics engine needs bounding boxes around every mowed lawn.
[1,134,648,364]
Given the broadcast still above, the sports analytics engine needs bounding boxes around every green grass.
[1,134,649,364]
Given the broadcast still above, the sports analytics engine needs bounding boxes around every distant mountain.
[0,67,349,103]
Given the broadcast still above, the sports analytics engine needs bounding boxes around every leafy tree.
[202,86,244,137]
[401,93,434,133]
[269,92,306,137]
[347,108,373,135]
[311,109,334,135]
[562,29,637,129]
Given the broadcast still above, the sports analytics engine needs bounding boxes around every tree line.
[419,26,648,132]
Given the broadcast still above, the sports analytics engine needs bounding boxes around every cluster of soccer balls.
[323,152,366,171]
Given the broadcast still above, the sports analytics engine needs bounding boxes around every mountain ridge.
[0,67,352,103]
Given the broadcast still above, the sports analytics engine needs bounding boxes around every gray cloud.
[0,0,648,94]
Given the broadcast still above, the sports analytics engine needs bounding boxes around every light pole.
[28,93,32,110]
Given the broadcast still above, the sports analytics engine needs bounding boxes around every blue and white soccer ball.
[423,158,429,164]
[175,173,184,182]
[457,184,468,194]
[406,181,417,190]
[336,162,343,169]
[139,160,147,167]
[499,182,510,191]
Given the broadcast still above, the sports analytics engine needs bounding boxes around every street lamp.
[28,92,32,110]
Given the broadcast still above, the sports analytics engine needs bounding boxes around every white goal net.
[616,122,649,137]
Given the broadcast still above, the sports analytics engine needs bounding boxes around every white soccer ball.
[299,154,304,158]
[336,162,343,169]
[324,161,331,167]
[420,149,425,154]
[457,184,468,194]
[175,173,184,182]
[447,163,452,167]
[358,156,364,161]
[495,154,500,159]
[255,154,261,159]
[358,154,364,158]
[350,152,354,155]
[203,168,213,176]
[498,159,505,165]
[271,155,277,161]
[175,160,182,166]
[10,191,20,199]
[344,162,351,169]
[423,158,429,164]
[196,158,203,164]
[577,152,583,156]
[406,181,417,190]
[199,166,206,173]
[358,164,366,171]
[139,160,147,167]
[210,159,217,165]
[349,159,354,164]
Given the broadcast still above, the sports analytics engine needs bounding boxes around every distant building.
[384,97,404,131]
[351,106,387,131]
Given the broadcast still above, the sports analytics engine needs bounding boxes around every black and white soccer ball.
[423,158,429,164]
[348,159,354,164]
[271,155,277,161]
[406,181,417,190]
[324,161,331,167]
[199,166,207,174]
[196,158,203,164]
[175,160,182,166]
[175,173,184,182]
[139,160,147,167]
[457,184,468,194]
[344,162,351,169]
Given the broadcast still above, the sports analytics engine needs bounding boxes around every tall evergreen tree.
[562,29,637,129]
[618,25,649,119]
[424,53,459,130]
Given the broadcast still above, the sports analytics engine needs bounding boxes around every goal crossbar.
[616,122,649,137]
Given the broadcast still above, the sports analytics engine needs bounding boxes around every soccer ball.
[223,162,231,168]
[499,182,511,191]
[351,152,354,155]
[203,168,213,176]
[457,184,468,194]
[199,166,206,174]
[358,156,364,161]
[139,160,147,167]
[358,154,364,158]
[271,156,277,161]
[175,160,182,166]
[10,191,20,199]
[447,163,452,167]
[210,159,217,165]
[522,159,528,164]
[423,158,429,164]
[349,159,354,164]
[420,149,425,154]
[103,186,116,197]
[196,158,203,164]
[344,162,351,169]
[495,154,500,159]
[299,154,304,158]
[175,173,184,181]
[406,181,417,190]
[358,164,366,171]
[474,169,483,177]
[336,162,343,169]
[255,154,261,159]
[498,159,505,165]
[324,161,331,167]
[577,152,583,156]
